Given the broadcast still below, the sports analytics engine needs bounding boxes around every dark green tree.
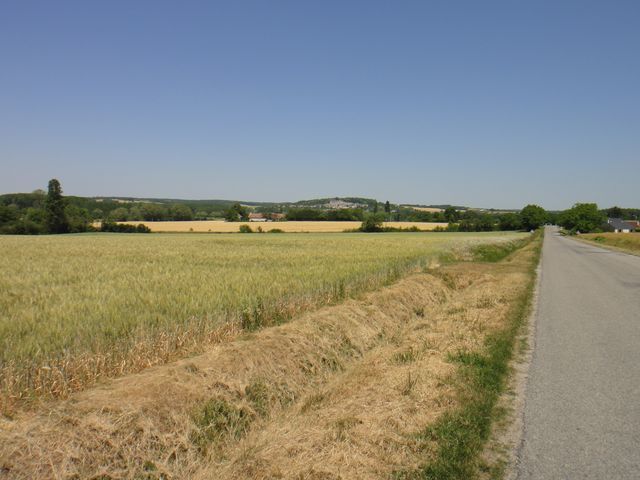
[606,206,623,218]
[109,207,129,221]
[45,179,69,233]
[444,206,459,222]
[559,203,605,233]
[65,204,92,233]
[128,206,143,220]
[326,208,363,221]
[520,204,547,230]
[92,208,104,220]
[225,203,248,222]
[0,204,19,225]
[498,212,522,231]
[169,203,194,221]
[140,203,167,221]
[360,213,386,232]
[195,210,209,220]
[25,207,46,224]
[285,208,325,221]
[546,211,560,225]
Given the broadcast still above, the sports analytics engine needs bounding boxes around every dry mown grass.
[0,239,535,479]
[0,232,523,412]
[580,232,640,255]
[119,220,449,232]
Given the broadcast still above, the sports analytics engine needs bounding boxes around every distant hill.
[289,197,377,210]
[402,204,468,211]
[0,192,473,220]
[0,193,381,217]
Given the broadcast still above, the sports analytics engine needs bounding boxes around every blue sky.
[1,1,638,209]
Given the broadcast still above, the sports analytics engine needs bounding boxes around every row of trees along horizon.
[1,179,638,235]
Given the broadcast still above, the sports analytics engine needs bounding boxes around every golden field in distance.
[118,220,449,233]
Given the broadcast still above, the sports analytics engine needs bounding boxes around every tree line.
[1,180,637,235]
[0,179,150,234]
[359,203,638,233]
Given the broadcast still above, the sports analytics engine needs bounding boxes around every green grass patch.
[191,398,254,453]
[471,235,533,262]
[245,379,271,418]
[395,231,542,479]
[392,347,419,365]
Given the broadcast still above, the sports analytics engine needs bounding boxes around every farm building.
[248,213,267,222]
[607,218,637,233]
[248,212,285,222]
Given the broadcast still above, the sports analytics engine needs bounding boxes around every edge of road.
[486,228,546,479]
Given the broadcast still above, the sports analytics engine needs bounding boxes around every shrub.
[100,221,151,233]
[191,398,254,451]
[10,219,46,235]
[238,224,253,233]
[360,213,385,232]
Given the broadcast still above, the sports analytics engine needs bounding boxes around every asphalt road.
[515,227,640,479]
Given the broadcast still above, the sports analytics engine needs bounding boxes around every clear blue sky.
[1,1,638,209]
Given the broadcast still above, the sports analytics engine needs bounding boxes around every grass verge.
[396,230,542,479]
[577,232,640,256]
[471,235,533,263]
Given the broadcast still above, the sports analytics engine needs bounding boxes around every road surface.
[515,227,640,479]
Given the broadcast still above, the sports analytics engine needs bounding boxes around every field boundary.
[483,232,545,480]
[0,233,526,414]
[0,233,539,479]
[572,234,640,258]
[394,230,542,479]
[502,236,544,480]
[118,220,449,233]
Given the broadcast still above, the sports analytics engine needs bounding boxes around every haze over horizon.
[2,1,639,211]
